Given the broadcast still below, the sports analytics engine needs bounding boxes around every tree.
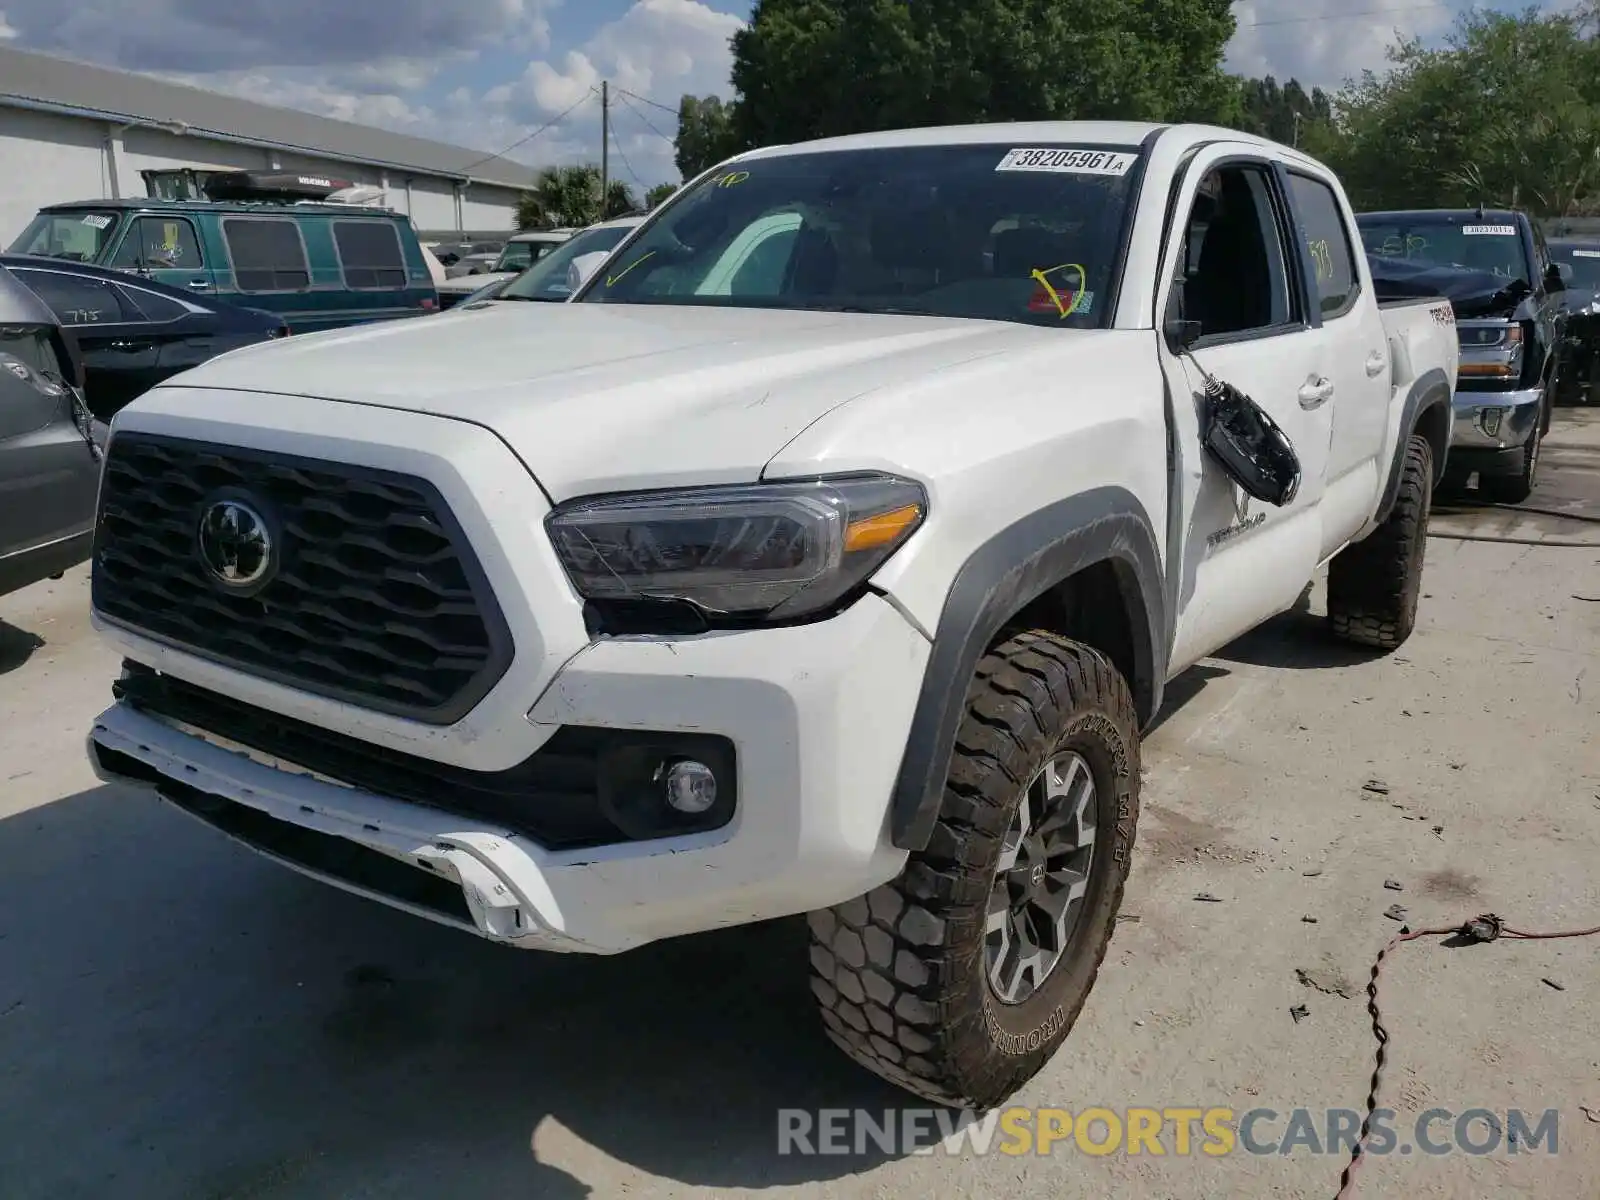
[726,0,1241,149]
[1323,6,1600,216]
[515,166,638,229]
[675,95,738,178]
[645,182,678,208]
[1236,75,1335,147]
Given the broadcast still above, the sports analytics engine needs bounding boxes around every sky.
[0,1,1578,190]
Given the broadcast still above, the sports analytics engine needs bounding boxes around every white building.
[0,45,540,244]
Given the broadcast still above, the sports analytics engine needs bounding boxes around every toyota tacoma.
[86,122,1459,1108]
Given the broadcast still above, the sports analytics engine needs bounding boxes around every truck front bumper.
[88,592,928,955]
[1450,386,1543,453]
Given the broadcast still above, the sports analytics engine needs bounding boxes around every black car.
[1549,238,1600,405]
[0,254,289,422]
[0,264,105,599]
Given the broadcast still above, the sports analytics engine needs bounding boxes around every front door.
[1156,150,1335,673]
[108,214,217,298]
[0,324,99,563]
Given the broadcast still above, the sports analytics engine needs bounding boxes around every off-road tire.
[807,631,1140,1110]
[1327,433,1433,651]
[1479,408,1542,505]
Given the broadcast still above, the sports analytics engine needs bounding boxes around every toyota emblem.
[197,498,274,590]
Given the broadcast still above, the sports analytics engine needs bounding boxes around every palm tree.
[516,166,639,229]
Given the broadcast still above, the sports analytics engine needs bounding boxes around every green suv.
[10,195,439,334]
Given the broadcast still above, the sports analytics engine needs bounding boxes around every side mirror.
[567,251,610,291]
[1547,262,1569,292]
[1164,316,1202,353]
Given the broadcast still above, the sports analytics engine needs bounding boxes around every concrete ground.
[1,411,1596,1200]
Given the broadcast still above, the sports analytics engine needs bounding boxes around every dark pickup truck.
[1356,208,1567,502]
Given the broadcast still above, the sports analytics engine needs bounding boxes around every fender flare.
[1375,367,1452,524]
[886,486,1167,852]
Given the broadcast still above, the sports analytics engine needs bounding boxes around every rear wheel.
[807,631,1139,1109]
[1327,434,1433,652]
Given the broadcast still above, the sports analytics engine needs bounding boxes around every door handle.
[187,279,211,289]
[108,340,151,352]
[1365,350,1387,377]
[1298,377,1334,409]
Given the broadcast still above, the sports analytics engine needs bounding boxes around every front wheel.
[807,631,1140,1109]
[1479,410,1543,505]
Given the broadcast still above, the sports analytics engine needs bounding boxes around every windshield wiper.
[496,293,560,303]
[807,304,945,317]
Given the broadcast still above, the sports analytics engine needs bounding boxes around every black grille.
[92,433,513,724]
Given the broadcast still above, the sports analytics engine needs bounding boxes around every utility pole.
[600,80,610,208]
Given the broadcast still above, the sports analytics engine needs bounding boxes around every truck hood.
[158,301,1079,500]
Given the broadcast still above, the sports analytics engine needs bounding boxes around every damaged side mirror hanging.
[1180,344,1302,508]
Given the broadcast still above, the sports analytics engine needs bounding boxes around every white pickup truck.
[86,122,1459,1109]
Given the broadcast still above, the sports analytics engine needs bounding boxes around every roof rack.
[202,170,357,203]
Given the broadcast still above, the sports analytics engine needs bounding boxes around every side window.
[1178,164,1297,340]
[333,221,408,289]
[110,217,205,270]
[13,270,137,325]
[1286,173,1360,319]
[222,218,311,292]
[120,286,191,322]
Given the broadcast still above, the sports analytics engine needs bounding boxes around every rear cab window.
[333,220,408,289]
[7,210,123,263]
[222,217,312,292]
[1286,173,1361,319]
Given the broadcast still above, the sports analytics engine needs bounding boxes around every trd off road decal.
[995,148,1136,176]
[1430,304,1455,325]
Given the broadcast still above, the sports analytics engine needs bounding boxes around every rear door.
[1155,147,1335,672]
[1282,167,1393,555]
[107,214,217,297]
[9,266,162,420]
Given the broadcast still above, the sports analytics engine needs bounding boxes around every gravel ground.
[1,409,1596,1200]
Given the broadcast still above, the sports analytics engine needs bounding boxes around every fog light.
[1480,407,1505,437]
[659,759,717,814]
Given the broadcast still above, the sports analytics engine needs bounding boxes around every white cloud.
[1223,0,1574,90]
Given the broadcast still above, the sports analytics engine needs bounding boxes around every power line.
[614,86,681,119]
[613,89,677,147]
[457,87,598,174]
[607,120,646,189]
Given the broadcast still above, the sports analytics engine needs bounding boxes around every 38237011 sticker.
[1461,224,1516,236]
[995,148,1136,177]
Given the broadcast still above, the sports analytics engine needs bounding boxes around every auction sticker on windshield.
[1574,250,1600,258]
[996,148,1136,176]
[1461,224,1516,236]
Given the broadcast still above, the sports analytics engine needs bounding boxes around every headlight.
[547,473,927,623]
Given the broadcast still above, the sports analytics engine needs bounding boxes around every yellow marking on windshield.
[1030,263,1087,318]
[712,171,750,188]
[606,250,657,287]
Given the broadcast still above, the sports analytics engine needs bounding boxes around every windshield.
[499,222,641,301]
[1551,244,1600,289]
[495,239,562,272]
[576,143,1145,327]
[1356,215,1530,283]
[9,210,122,262]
